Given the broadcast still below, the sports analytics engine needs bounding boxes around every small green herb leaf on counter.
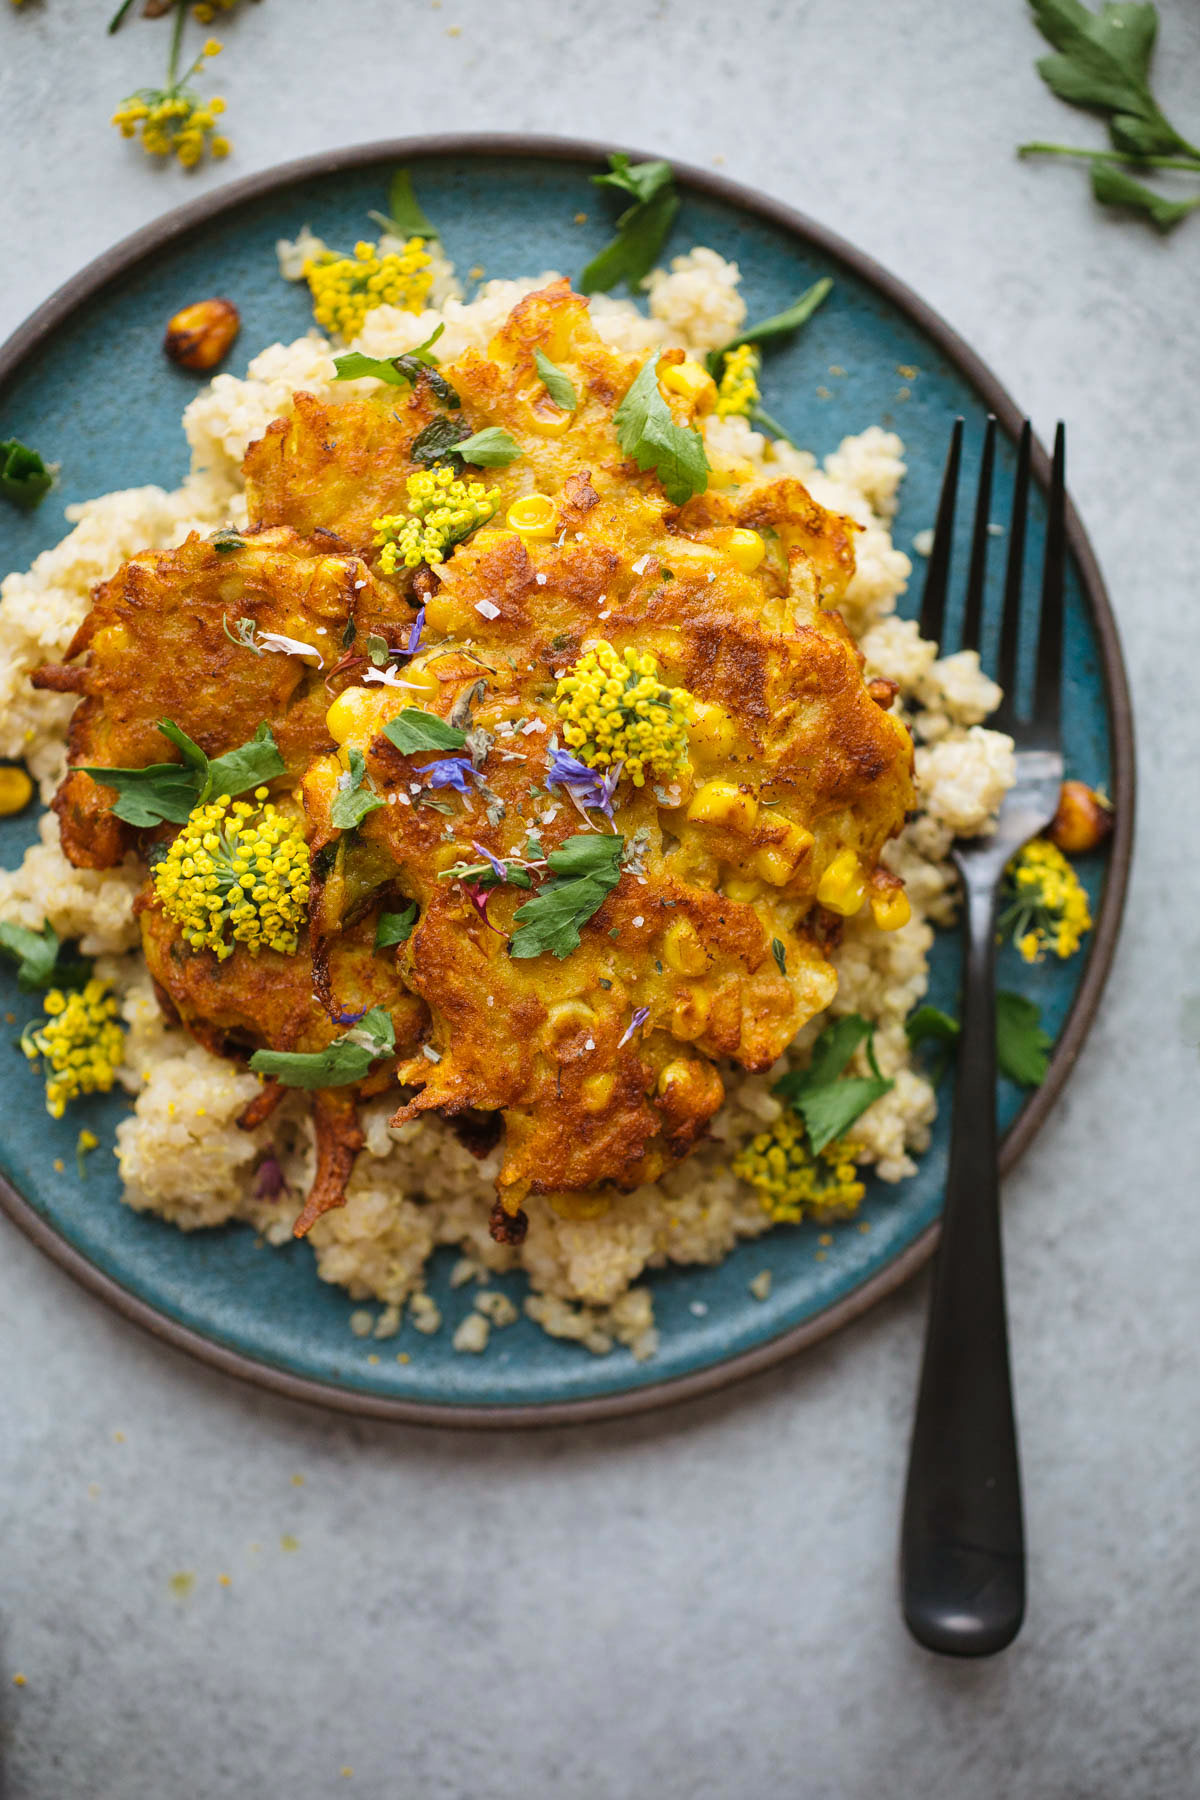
[580,155,679,294]
[774,1014,893,1155]
[1018,0,1200,232]
[509,832,624,960]
[0,439,54,511]
[250,1007,396,1090]
[452,426,524,467]
[534,349,578,412]
[375,904,418,949]
[382,709,468,756]
[614,358,709,507]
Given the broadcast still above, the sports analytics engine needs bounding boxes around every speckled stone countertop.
[1,1,1197,1794]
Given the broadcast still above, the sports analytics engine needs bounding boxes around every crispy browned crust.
[292,1089,365,1238]
[41,279,916,1217]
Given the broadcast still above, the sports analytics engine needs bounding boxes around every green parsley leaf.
[364,634,390,667]
[334,325,446,388]
[1019,1,1200,230]
[410,416,472,468]
[210,528,245,554]
[374,168,439,240]
[534,348,578,412]
[774,1014,893,1155]
[614,358,710,507]
[330,746,384,831]
[771,938,788,976]
[382,708,468,755]
[204,722,287,800]
[509,832,624,960]
[996,990,1052,1086]
[375,904,418,948]
[250,1007,396,1090]
[0,439,54,511]
[905,1005,961,1049]
[1089,159,1200,228]
[452,426,523,467]
[705,277,834,376]
[580,155,679,294]
[81,720,284,827]
[0,920,66,990]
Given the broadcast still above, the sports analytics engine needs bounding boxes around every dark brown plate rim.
[0,132,1135,1429]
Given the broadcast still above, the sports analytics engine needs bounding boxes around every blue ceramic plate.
[0,137,1132,1425]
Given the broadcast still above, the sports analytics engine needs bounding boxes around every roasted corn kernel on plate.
[0,139,1131,1424]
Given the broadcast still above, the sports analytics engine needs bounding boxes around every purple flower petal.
[464,881,509,938]
[417,754,473,793]
[331,1003,370,1026]
[471,841,508,881]
[403,605,425,657]
[618,1005,650,1049]
[545,748,621,823]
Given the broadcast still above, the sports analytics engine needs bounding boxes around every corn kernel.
[724,528,766,573]
[663,917,709,976]
[326,686,395,748]
[505,494,557,540]
[722,875,761,903]
[659,359,718,412]
[686,779,758,833]
[580,1072,615,1113]
[870,886,912,931]
[422,592,474,636]
[0,766,33,816]
[816,848,867,916]
[688,699,736,763]
[670,988,711,1041]
[755,819,813,886]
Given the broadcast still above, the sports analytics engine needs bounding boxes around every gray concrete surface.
[1,1,1198,1795]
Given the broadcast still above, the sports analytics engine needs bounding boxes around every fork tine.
[993,420,1031,725]
[919,416,963,648]
[960,415,996,655]
[1032,422,1066,733]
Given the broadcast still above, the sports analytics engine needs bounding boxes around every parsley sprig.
[614,358,710,507]
[906,994,1052,1087]
[774,1016,894,1154]
[0,438,54,511]
[1019,0,1200,232]
[580,155,679,294]
[81,720,285,828]
[330,747,384,831]
[333,324,447,388]
[0,920,91,992]
[509,832,624,960]
[249,1007,396,1090]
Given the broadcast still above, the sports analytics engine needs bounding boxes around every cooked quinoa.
[0,246,1014,1355]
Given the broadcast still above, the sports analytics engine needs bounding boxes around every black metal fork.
[900,416,1066,1657]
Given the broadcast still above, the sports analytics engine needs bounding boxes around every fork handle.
[900,876,1025,1656]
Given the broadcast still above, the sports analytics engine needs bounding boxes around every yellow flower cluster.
[303,239,434,340]
[153,789,311,962]
[555,641,691,787]
[22,981,124,1120]
[373,466,498,573]
[733,1115,866,1225]
[714,344,761,419]
[193,0,239,20]
[1002,837,1092,963]
[112,37,228,168]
